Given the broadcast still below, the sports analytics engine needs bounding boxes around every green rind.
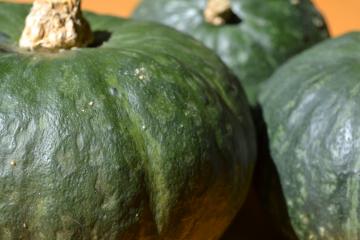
[133,0,329,105]
[0,3,256,239]
[260,32,360,239]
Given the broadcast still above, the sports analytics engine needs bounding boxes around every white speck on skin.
[319,226,326,237]
[299,213,309,225]
[134,67,148,81]
[308,234,315,240]
[312,17,324,27]
[290,0,300,5]
[88,101,94,107]
[287,199,294,207]
[327,204,336,215]
[134,68,140,75]
[10,160,16,166]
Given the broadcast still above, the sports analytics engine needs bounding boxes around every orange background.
[8,0,360,36]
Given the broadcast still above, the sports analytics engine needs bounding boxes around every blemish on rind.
[299,213,309,225]
[109,87,119,96]
[308,233,316,240]
[312,17,324,28]
[134,67,147,81]
[290,0,300,5]
[319,226,326,237]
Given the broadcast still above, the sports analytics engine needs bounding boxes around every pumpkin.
[260,32,360,239]
[133,0,329,105]
[0,1,256,239]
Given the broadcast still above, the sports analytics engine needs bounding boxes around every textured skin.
[260,32,360,240]
[133,0,329,105]
[0,3,256,240]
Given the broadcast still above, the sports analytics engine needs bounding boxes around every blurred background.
[8,0,360,37]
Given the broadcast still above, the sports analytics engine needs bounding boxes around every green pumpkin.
[0,2,256,239]
[133,0,329,105]
[260,32,360,239]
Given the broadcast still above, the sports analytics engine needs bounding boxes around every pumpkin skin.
[0,3,256,240]
[260,32,360,239]
[133,0,329,105]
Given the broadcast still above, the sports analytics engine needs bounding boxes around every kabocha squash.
[133,0,329,105]
[0,1,256,239]
[260,32,360,239]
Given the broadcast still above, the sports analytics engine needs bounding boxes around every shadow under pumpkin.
[221,106,298,240]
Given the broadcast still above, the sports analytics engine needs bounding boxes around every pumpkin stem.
[204,0,240,26]
[19,0,93,50]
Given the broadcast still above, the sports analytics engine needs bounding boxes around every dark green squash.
[133,0,329,105]
[0,2,256,239]
[260,32,360,239]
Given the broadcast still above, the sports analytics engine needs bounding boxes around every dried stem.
[204,0,232,26]
[19,0,93,50]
